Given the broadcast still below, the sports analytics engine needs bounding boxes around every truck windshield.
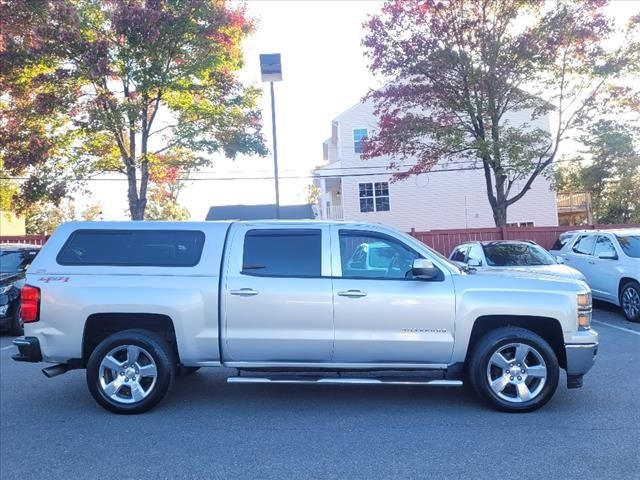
[616,235,640,258]
[483,243,555,266]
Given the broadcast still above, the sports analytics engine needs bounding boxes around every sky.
[83,0,639,221]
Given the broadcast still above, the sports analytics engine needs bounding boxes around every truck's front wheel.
[468,327,559,413]
[86,330,176,414]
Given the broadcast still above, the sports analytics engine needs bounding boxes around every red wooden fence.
[409,224,638,255]
[0,235,49,246]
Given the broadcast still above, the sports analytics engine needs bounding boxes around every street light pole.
[270,81,280,220]
[259,53,283,220]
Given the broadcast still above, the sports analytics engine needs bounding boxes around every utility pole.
[260,53,283,219]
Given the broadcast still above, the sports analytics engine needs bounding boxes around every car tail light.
[21,285,40,323]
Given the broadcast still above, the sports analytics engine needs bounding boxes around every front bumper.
[565,342,598,375]
[12,336,43,363]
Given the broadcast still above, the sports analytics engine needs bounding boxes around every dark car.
[0,244,40,335]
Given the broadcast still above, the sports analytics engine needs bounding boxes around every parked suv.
[13,221,598,414]
[554,229,640,322]
[449,240,586,281]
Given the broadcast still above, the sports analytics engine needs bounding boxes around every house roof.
[205,204,316,221]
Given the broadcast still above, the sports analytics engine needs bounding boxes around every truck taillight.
[21,285,40,323]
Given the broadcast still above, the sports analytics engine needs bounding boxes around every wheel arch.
[465,315,566,369]
[82,313,179,366]
[619,277,639,299]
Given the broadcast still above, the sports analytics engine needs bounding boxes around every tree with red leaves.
[1,0,266,220]
[362,0,637,226]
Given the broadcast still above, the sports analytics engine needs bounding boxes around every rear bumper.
[12,336,43,363]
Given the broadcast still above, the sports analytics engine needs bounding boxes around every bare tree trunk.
[492,202,508,227]
[126,166,144,220]
[492,174,508,227]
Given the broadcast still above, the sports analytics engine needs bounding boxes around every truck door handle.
[337,290,367,298]
[230,288,259,297]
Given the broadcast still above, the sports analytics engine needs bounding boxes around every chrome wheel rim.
[622,286,640,319]
[98,345,158,404]
[486,343,547,403]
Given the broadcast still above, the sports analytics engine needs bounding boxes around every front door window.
[339,231,420,279]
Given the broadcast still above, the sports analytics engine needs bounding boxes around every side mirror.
[555,256,565,264]
[467,258,482,267]
[598,251,617,260]
[412,259,439,280]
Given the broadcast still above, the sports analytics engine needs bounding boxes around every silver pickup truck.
[13,221,598,414]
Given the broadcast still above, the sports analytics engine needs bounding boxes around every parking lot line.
[592,320,640,336]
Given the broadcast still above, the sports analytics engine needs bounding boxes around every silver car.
[552,229,640,322]
[449,240,587,282]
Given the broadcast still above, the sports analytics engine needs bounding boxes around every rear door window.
[57,230,205,266]
[572,235,596,255]
[242,229,321,277]
[594,236,617,258]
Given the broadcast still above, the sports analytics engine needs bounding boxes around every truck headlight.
[577,292,592,329]
[577,292,592,309]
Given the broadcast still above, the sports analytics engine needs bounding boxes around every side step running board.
[228,376,462,387]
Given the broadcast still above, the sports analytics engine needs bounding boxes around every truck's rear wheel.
[86,330,175,414]
[468,327,559,412]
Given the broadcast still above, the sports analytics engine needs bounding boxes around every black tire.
[86,329,176,414]
[468,327,559,413]
[620,280,640,323]
[177,366,201,377]
[8,307,24,336]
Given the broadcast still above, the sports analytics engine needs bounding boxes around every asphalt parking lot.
[1,304,639,480]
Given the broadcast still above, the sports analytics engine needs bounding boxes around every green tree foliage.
[362,0,638,226]
[556,120,640,224]
[81,202,103,221]
[25,200,77,235]
[1,0,267,220]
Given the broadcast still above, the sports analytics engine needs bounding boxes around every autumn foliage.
[362,0,638,226]
[0,0,266,219]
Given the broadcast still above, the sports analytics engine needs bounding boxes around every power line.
[0,165,484,182]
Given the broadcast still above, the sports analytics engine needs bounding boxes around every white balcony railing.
[318,205,344,220]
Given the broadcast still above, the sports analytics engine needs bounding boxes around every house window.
[353,128,368,154]
[359,182,390,213]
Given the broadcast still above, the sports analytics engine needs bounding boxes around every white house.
[313,98,558,232]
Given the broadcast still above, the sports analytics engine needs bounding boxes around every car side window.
[339,231,421,279]
[242,229,321,277]
[467,245,484,265]
[551,234,573,251]
[594,236,617,258]
[572,235,596,255]
[451,246,468,262]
